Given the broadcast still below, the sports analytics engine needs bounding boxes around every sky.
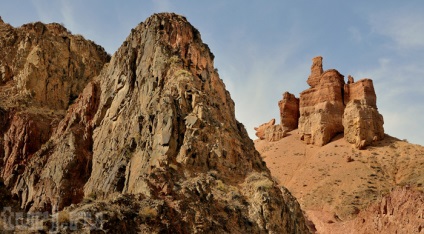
[1,1,424,145]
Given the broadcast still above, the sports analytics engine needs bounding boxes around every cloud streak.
[370,8,424,50]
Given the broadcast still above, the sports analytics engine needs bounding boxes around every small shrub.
[57,211,70,224]
[139,207,158,219]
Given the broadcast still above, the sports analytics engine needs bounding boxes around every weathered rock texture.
[0,18,110,197]
[299,69,346,146]
[307,56,323,88]
[257,56,385,148]
[254,118,275,140]
[0,14,312,233]
[0,19,109,110]
[255,130,424,234]
[342,78,384,148]
[343,100,384,149]
[344,78,377,107]
[254,91,299,143]
[254,119,287,142]
[351,187,424,234]
[278,92,299,131]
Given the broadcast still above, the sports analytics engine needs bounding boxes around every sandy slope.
[255,129,424,233]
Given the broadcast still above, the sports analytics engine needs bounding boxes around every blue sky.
[1,1,424,145]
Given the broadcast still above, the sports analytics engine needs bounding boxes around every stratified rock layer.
[0,13,312,233]
[307,56,323,88]
[299,69,345,146]
[257,56,385,148]
[254,119,287,142]
[279,92,299,131]
[343,99,384,149]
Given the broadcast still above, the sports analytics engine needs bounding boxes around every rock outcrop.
[0,19,110,194]
[307,56,323,88]
[0,13,312,233]
[279,92,299,131]
[253,91,299,143]
[256,56,384,148]
[343,99,384,149]
[342,78,384,148]
[254,119,287,142]
[254,118,274,139]
[0,19,109,110]
[298,69,345,146]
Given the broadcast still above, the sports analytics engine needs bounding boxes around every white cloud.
[59,0,76,31]
[370,9,424,50]
[222,41,309,139]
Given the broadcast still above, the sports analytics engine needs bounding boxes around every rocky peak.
[256,56,384,149]
[0,19,110,110]
[0,18,110,192]
[1,13,312,233]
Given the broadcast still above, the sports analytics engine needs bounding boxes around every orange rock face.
[257,56,385,149]
[307,56,323,87]
[299,68,345,146]
[278,92,299,131]
[254,118,275,140]
[344,78,377,108]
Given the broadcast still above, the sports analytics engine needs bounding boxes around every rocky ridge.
[0,14,312,233]
[0,18,110,195]
[255,56,384,149]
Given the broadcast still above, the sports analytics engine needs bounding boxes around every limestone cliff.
[0,13,312,233]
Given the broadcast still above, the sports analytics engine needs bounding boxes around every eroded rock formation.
[307,56,323,87]
[253,91,299,143]
[0,13,312,233]
[343,99,384,149]
[279,92,299,132]
[298,69,345,146]
[256,56,384,149]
